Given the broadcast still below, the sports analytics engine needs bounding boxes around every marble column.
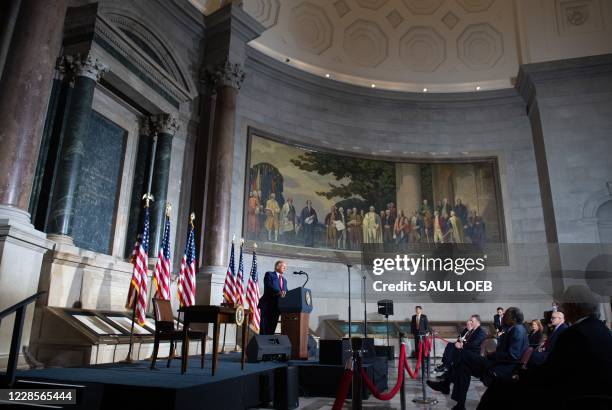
[0,0,68,216]
[0,0,22,80]
[124,117,155,258]
[203,62,245,268]
[0,0,64,369]
[149,114,178,254]
[46,54,108,240]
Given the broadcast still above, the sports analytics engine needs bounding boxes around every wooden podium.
[279,287,313,360]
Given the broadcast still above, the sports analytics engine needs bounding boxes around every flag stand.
[121,299,138,364]
[121,133,157,365]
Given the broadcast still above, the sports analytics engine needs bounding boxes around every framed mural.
[243,129,508,264]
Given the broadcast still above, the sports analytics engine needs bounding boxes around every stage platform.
[11,353,286,410]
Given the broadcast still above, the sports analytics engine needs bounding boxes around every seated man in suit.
[478,286,612,409]
[258,260,288,335]
[529,309,568,366]
[436,319,472,373]
[410,305,429,357]
[437,315,487,379]
[428,307,528,410]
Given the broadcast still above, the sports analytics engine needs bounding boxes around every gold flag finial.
[142,193,154,207]
[253,242,258,249]
[165,202,172,217]
[240,238,245,246]
[189,212,195,228]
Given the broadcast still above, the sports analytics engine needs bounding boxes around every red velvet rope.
[359,343,406,400]
[331,368,354,410]
[404,337,424,379]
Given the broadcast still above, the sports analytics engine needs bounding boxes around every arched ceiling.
[192,0,612,92]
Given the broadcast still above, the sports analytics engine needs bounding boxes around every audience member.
[436,315,487,381]
[529,310,567,366]
[493,307,504,336]
[528,319,544,347]
[428,307,528,410]
[478,286,612,409]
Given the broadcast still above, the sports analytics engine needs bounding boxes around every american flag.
[246,250,261,333]
[234,244,245,306]
[126,207,150,326]
[178,218,197,307]
[153,215,171,300]
[223,241,236,306]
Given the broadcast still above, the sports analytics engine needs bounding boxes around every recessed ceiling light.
[285,58,290,63]
[325,73,330,78]
[476,86,481,91]
[423,87,428,92]
[371,84,376,88]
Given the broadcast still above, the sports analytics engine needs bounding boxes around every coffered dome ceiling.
[193,0,612,92]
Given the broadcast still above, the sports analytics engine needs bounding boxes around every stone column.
[124,117,155,258]
[0,0,65,369]
[149,114,178,254]
[46,54,108,241]
[0,0,68,217]
[203,62,245,268]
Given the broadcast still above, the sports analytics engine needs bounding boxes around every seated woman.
[528,319,543,347]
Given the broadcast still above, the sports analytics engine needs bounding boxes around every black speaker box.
[274,366,299,409]
[377,299,394,316]
[319,338,376,365]
[247,334,292,363]
[374,345,395,360]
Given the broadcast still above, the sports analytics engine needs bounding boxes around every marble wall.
[227,48,553,325]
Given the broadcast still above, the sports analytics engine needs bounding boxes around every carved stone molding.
[153,113,179,136]
[64,53,109,82]
[202,61,247,92]
[138,116,153,136]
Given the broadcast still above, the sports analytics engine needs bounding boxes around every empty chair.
[150,298,206,370]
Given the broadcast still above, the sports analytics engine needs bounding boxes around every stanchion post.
[412,334,438,405]
[399,332,406,410]
[426,333,431,380]
[351,337,363,410]
[432,329,437,368]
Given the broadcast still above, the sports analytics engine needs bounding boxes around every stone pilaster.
[0,0,67,369]
[124,116,155,257]
[149,114,179,254]
[192,3,262,308]
[47,54,108,241]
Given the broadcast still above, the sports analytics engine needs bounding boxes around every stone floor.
[259,358,486,410]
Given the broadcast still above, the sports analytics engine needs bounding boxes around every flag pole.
[124,133,157,363]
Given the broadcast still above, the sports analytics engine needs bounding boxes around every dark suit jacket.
[464,326,487,354]
[529,322,568,366]
[528,330,543,346]
[494,314,502,332]
[410,314,429,335]
[521,316,612,400]
[490,323,529,378]
[257,271,287,313]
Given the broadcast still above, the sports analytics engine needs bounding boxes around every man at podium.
[258,260,288,335]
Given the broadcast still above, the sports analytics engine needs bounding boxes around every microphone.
[293,270,306,275]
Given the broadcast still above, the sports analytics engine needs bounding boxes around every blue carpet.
[17,353,286,389]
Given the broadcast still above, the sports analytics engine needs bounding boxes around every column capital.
[153,113,179,136]
[138,116,153,136]
[202,61,246,92]
[64,53,109,82]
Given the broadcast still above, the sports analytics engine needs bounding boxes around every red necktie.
[279,274,283,291]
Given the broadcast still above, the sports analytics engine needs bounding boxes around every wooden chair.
[150,298,206,370]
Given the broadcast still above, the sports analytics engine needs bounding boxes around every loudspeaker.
[377,299,394,316]
[247,334,292,363]
[274,366,299,409]
[319,338,376,365]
